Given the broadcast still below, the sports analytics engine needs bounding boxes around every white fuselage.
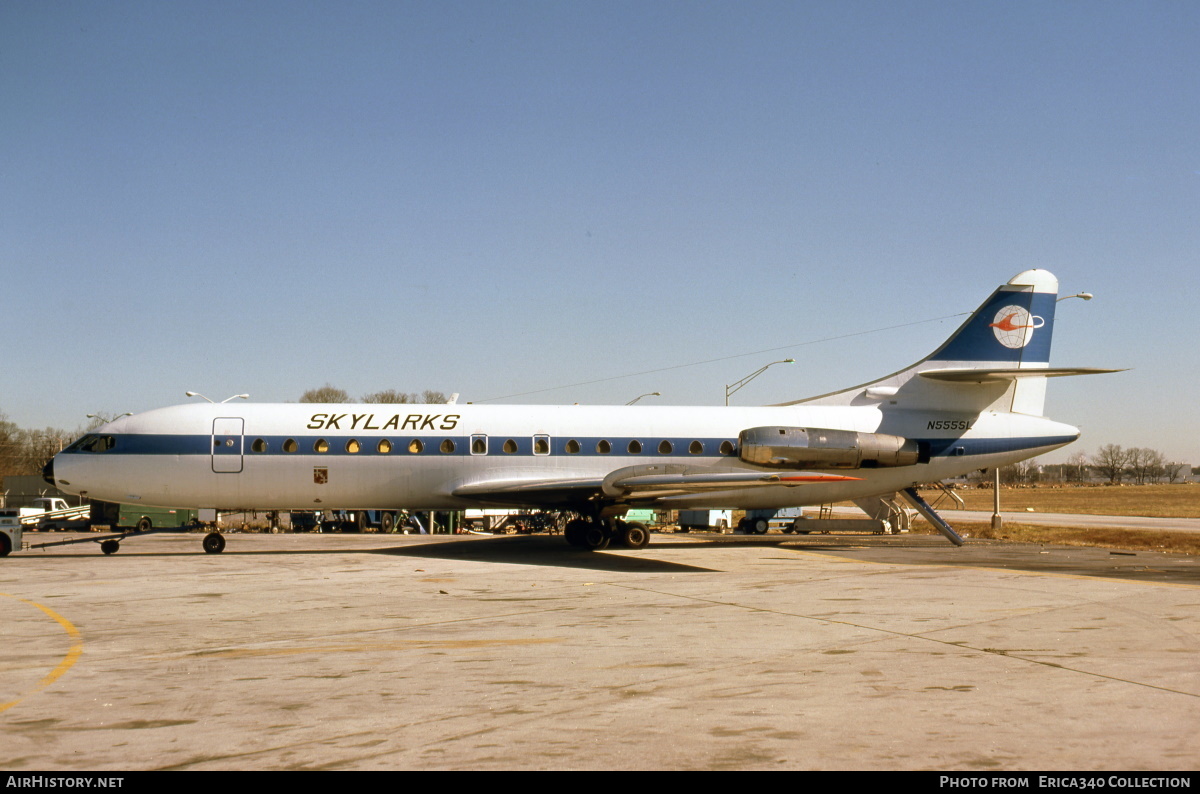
[51,402,1079,512]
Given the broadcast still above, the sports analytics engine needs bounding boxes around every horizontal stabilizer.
[919,367,1127,383]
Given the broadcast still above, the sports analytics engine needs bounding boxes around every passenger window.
[658,440,672,454]
[503,439,518,454]
[534,435,550,455]
[346,439,361,454]
[471,435,487,455]
[596,440,611,454]
[689,440,703,454]
[315,439,329,453]
[283,438,298,453]
[628,440,642,454]
[719,440,735,455]
[440,439,456,454]
[408,439,424,454]
[251,439,267,453]
[377,439,392,454]
[566,439,581,454]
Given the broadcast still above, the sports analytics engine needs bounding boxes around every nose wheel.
[202,532,226,554]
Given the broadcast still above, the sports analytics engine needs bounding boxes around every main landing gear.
[563,517,650,551]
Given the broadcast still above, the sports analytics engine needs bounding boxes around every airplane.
[41,269,1118,554]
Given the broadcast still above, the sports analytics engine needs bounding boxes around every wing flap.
[450,465,860,506]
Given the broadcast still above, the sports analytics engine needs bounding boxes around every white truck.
[17,497,92,530]
[677,510,733,532]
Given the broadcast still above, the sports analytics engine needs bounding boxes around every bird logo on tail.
[989,306,1045,349]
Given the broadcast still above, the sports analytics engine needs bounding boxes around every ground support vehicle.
[677,510,733,533]
[462,509,564,534]
[89,501,200,532]
[325,509,403,533]
[1,507,226,556]
[741,507,891,535]
[288,511,323,532]
[15,498,92,531]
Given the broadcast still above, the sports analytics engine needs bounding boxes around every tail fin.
[783,270,1106,415]
[924,269,1058,370]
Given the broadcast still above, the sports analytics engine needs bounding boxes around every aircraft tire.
[582,523,610,551]
[620,521,650,550]
[564,519,589,547]
[202,532,226,554]
[100,540,119,555]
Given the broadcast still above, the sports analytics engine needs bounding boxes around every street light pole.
[186,392,250,404]
[992,465,1002,532]
[725,359,794,405]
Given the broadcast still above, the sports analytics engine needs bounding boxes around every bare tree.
[1000,459,1040,485]
[1093,444,1130,484]
[1126,447,1147,485]
[1066,450,1089,483]
[0,412,23,479]
[0,416,73,477]
[361,389,449,404]
[299,384,351,403]
[18,428,72,476]
[1124,448,1166,485]
[1142,449,1167,484]
[361,390,416,404]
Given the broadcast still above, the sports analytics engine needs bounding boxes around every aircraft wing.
[451,465,859,506]
[452,475,606,502]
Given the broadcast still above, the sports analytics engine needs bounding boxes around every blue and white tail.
[925,269,1058,370]
[785,270,1113,415]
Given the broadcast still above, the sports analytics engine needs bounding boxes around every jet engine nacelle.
[738,426,919,469]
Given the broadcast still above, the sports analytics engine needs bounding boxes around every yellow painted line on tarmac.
[0,593,84,714]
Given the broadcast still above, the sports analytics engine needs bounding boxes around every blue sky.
[3,1,1198,464]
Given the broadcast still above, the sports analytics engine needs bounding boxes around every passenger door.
[212,417,244,473]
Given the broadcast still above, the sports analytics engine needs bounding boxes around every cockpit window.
[67,434,116,453]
